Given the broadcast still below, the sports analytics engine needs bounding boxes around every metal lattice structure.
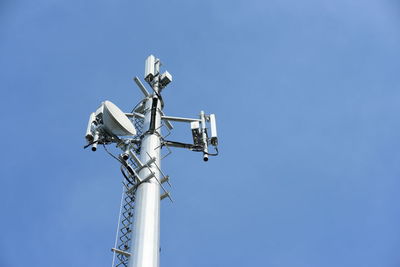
[112,116,144,267]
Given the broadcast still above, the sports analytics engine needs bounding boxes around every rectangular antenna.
[144,55,156,82]
[209,114,218,146]
[85,112,95,142]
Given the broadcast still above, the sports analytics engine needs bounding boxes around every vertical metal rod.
[200,111,208,161]
[128,77,161,267]
[92,132,99,151]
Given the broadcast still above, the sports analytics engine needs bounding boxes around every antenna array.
[84,55,219,267]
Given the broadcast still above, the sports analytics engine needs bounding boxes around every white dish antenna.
[102,100,136,136]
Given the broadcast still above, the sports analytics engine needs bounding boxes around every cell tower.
[84,55,219,267]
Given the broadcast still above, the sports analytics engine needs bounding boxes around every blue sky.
[1,0,400,266]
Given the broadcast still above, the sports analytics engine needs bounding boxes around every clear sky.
[1,0,400,266]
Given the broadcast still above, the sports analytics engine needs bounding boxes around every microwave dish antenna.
[103,100,136,136]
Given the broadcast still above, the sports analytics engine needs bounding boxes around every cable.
[148,97,158,134]
[120,165,135,186]
[102,144,124,165]
[103,144,137,186]
[204,147,219,156]
[131,99,145,113]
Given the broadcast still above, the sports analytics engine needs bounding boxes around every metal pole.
[128,79,162,267]
[200,111,208,161]
[83,55,219,267]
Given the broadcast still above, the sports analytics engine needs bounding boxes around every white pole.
[128,78,162,267]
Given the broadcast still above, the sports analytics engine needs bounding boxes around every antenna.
[84,55,219,267]
[103,101,137,136]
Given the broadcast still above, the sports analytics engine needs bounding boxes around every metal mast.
[84,55,219,267]
[129,58,162,267]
